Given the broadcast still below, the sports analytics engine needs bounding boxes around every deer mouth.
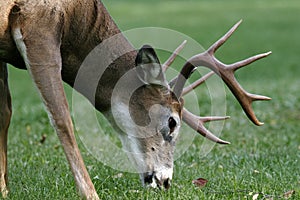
[143,172,171,190]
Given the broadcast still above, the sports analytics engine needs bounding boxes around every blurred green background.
[5,0,300,199]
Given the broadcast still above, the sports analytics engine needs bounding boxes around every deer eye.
[168,117,177,133]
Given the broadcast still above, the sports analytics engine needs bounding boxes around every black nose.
[154,176,171,190]
[144,173,154,184]
[162,178,171,190]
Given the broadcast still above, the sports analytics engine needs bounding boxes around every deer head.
[111,45,183,189]
[110,20,271,189]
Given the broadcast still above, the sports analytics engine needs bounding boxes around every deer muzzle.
[143,168,173,190]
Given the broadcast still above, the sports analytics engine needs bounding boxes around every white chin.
[147,180,158,188]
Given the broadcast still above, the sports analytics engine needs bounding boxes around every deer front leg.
[32,68,99,200]
[0,62,12,198]
[11,26,99,199]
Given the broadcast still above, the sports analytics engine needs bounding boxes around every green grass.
[3,0,300,199]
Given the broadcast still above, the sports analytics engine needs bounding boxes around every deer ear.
[135,45,166,85]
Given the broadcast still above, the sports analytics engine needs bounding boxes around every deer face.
[128,85,182,189]
[112,45,183,189]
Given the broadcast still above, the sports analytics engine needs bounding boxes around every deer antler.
[166,20,271,144]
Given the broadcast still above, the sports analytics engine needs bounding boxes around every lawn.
[3,0,300,199]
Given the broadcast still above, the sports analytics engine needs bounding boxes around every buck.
[0,0,271,199]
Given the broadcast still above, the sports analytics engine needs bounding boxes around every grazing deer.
[0,0,271,199]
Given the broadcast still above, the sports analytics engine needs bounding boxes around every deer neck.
[60,1,138,112]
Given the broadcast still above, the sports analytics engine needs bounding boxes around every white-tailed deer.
[0,0,271,199]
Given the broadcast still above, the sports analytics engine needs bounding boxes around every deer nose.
[154,176,171,190]
[159,177,171,190]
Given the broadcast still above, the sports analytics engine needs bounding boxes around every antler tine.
[163,40,187,72]
[173,20,271,126]
[228,51,272,71]
[182,109,230,144]
[208,19,243,54]
[200,115,230,123]
[182,71,214,96]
